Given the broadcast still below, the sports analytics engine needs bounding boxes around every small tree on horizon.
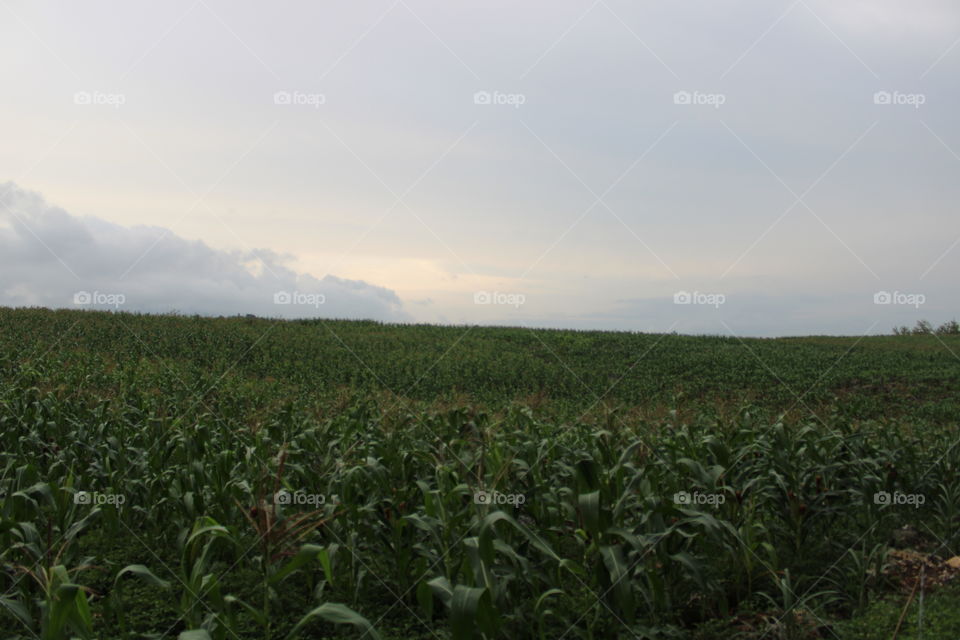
[892,319,960,336]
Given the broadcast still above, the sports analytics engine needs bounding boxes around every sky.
[1,0,959,336]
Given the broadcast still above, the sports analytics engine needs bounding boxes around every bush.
[893,319,960,336]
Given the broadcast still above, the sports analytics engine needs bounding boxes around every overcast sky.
[1,1,958,336]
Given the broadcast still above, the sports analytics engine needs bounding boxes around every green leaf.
[72,586,94,634]
[0,596,32,629]
[427,576,454,608]
[416,579,434,619]
[575,458,600,491]
[15,482,52,504]
[669,551,707,590]
[450,585,496,640]
[578,491,602,537]
[285,602,381,640]
[178,631,213,640]
[115,564,170,589]
[534,587,563,616]
[600,545,634,623]
[47,582,93,638]
[186,524,231,546]
[317,546,334,584]
[224,595,267,627]
[268,544,324,586]
[478,510,560,562]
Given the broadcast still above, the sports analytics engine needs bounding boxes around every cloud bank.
[0,183,409,321]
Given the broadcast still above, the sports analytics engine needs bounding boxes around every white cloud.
[0,182,409,321]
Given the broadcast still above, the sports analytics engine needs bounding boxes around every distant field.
[1,308,958,639]
[3,307,960,422]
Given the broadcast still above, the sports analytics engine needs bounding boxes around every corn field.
[1,308,958,639]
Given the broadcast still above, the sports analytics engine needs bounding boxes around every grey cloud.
[0,182,409,321]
